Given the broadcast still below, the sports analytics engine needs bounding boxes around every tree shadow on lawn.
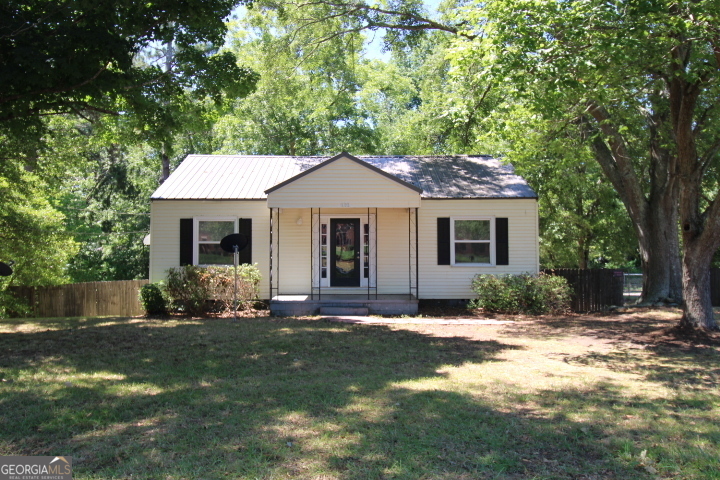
[503,307,720,347]
[0,317,689,479]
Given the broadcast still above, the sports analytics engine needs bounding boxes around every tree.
[0,131,78,311]
[449,0,720,328]
[1,0,261,287]
[0,0,254,129]
[213,10,378,155]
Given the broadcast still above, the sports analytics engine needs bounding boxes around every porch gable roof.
[265,152,422,208]
[264,152,423,195]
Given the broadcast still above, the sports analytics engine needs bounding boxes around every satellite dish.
[220,233,248,253]
[0,261,14,277]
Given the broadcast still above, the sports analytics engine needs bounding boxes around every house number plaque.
[340,202,350,207]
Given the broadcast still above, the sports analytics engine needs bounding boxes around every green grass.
[0,311,718,479]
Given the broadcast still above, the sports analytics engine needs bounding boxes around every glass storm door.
[330,218,360,287]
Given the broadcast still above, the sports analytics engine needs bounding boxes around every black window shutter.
[180,218,193,266]
[496,218,509,265]
[437,217,451,265]
[238,218,252,264]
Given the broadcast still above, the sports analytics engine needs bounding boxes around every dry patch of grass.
[0,309,718,479]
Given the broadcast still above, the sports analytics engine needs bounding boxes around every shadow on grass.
[564,345,720,390]
[0,317,709,479]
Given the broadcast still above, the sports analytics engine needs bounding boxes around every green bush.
[469,273,571,315]
[164,264,262,316]
[164,266,212,316]
[139,283,167,316]
[205,265,261,311]
[0,290,31,319]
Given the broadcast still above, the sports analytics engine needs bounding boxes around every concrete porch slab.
[270,294,418,316]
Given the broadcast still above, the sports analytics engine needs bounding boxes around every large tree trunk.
[669,41,720,330]
[581,107,682,304]
[680,239,716,329]
[639,187,682,303]
[160,144,170,184]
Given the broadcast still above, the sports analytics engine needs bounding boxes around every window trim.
[450,216,495,266]
[193,217,238,266]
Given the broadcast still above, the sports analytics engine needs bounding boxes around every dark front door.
[330,218,360,287]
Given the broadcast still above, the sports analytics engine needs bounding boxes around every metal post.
[408,208,411,299]
[367,207,370,300]
[233,246,238,322]
[374,208,378,299]
[277,208,280,296]
[310,208,314,300]
[415,207,419,300]
[269,208,273,301]
[318,208,321,301]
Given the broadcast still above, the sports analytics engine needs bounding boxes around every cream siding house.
[149,152,539,315]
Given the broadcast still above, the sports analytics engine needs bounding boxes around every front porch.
[264,153,423,317]
[270,294,419,316]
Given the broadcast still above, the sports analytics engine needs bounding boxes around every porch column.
[269,207,281,299]
[407,207,419,300]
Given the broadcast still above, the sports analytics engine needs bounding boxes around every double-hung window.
[195,218,237,265]
[451,217,494,265]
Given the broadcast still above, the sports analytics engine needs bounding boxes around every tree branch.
[0,63,109,105]
[290,0,474,39]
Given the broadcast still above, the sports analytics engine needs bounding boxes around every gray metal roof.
[150,154,538,200]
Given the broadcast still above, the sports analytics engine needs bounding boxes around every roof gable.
[265,152,422,208]
[264,152,423,194]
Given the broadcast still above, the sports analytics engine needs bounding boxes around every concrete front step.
[270,295,418,316]
[319,306,369,316]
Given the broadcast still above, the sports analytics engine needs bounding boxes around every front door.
[330,218,360,287]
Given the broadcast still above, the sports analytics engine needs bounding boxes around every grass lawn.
[0,308,718,479]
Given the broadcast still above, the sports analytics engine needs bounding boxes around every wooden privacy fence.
[9,280,149,318]
[542,269,625,312]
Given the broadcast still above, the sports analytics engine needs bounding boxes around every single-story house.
[149,152,539,315]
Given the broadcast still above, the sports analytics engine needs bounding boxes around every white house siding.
[376,208,414,294]
[150,198,538,301]
[267,156,421,209]
[272,208,312,295]
[417,199,539,299]
[270,208,413,295]
[149,200,271,298]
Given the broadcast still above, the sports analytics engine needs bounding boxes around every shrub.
[164,264,262,316]
[139,283,167,316]
[205,264,261,311]
[0,290,31,319]
[164,265,211,316]
[469,273,571,315]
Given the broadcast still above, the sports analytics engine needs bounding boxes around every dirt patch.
[635,323,720,348]
[415,304,720,350]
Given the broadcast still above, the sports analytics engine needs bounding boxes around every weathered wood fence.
[8,280,149,318]
[542,269,625,312]
[544,268,720,311]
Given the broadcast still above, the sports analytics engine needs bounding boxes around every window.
[195,218,237,265]
[451,217,493,265]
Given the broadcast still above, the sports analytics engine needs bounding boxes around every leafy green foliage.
[139,283,167,316]
[164,264,262,316]
[205,265,262,311]
[0,0,254,129]
[214,12,378,155]
[469,273,571,315]
[164,266,212,316]
[0,159,77,288]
